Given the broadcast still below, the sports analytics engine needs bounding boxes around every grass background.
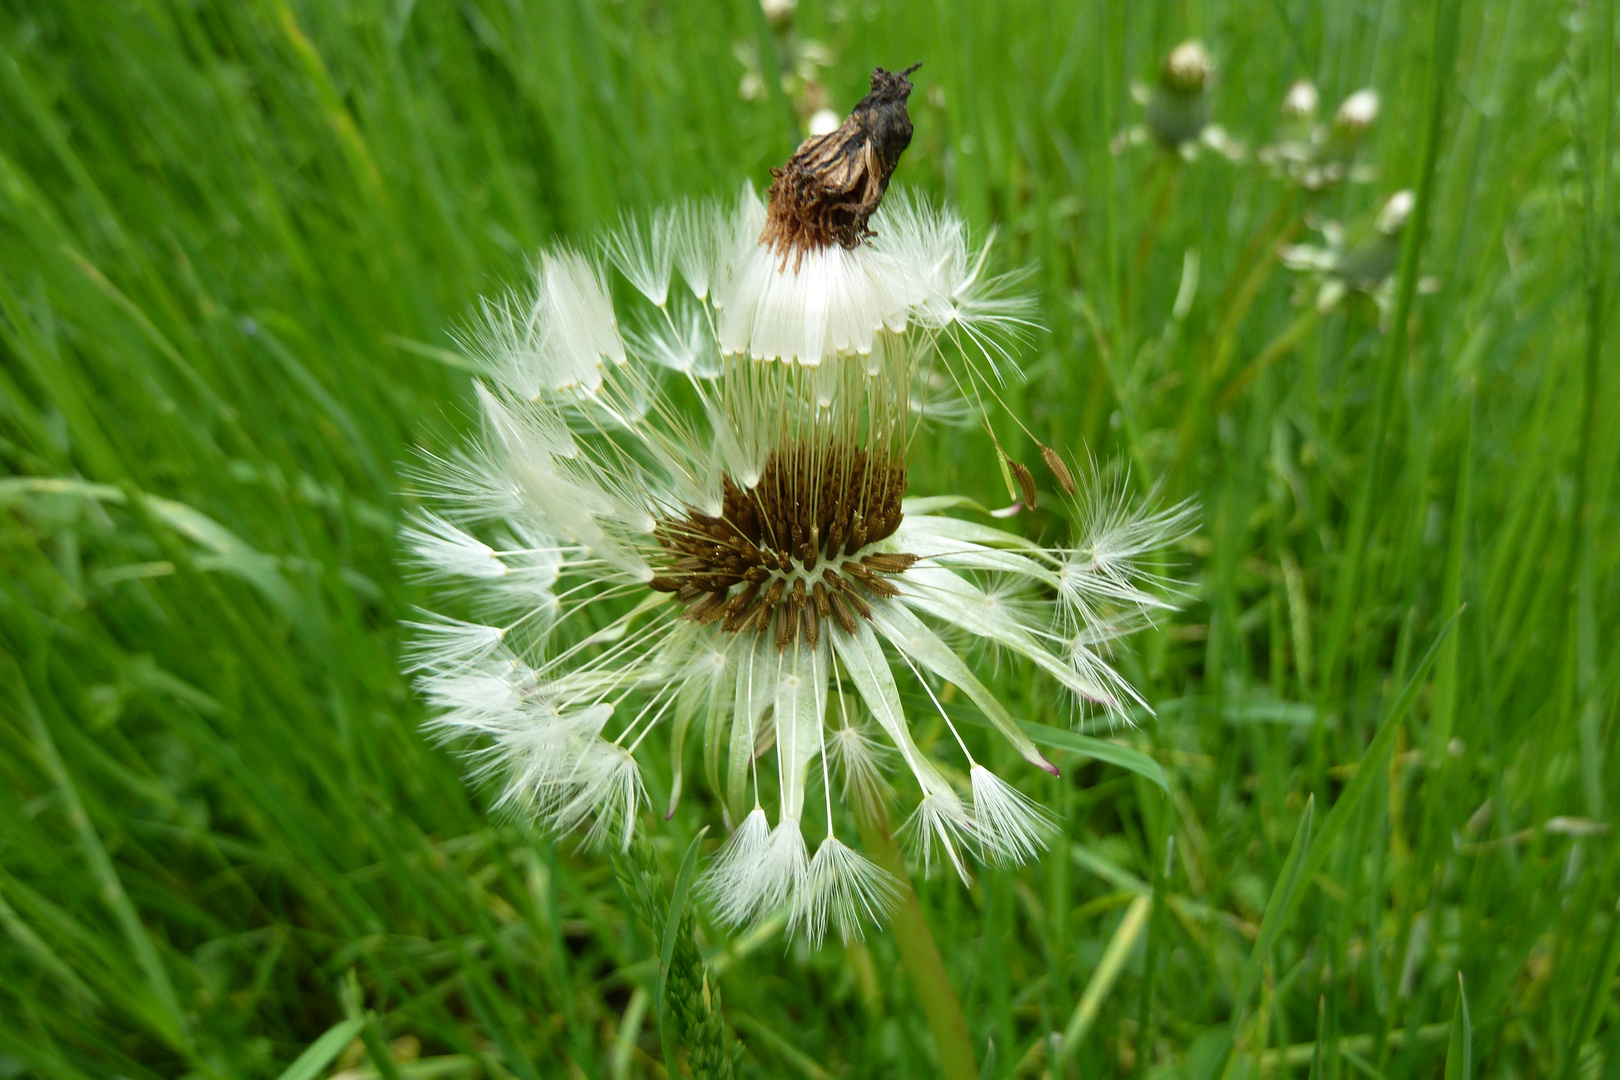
[1,0,1616,1077]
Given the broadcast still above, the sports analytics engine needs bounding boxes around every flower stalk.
[854,801,977,1080]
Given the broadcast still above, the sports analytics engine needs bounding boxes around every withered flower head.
[761,64,920,260]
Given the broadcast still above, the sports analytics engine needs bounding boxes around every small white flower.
[1282,190,1429,318]
[1164,41,1213,95]
[1121,42,1245,162]
[759,0,795,29]
[1260,85,1380,191]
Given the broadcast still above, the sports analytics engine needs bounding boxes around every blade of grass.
[273,1018,367,1080]
[1133,832,1173,1078]
[941,701,1169,792]
[1445,973,1472,1080]
[657,827,707,1078]
[1059,893,1152,1059]
[1316,0,1463,761]
[5,658,191,1056]
[1190,796,1315,1080]
[1559,898,1620,1080]
[1195,606,1462,1080]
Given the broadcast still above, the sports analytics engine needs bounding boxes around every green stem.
[1209,193,1302,380]
[1169,195,1300,484]
[1126,160,1182,311]
[1133,830,1172,1077]
[1315,0,1460,786]
[856,807,977,1080]
[1565,0,1613,824]
[1216,306,1320,412]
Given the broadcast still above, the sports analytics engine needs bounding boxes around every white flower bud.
[1335,89,1379,134]
[1164,40,1213,95]
[1282,79,1319,120]
[760,0,794,30]
[1377,189,1415,235]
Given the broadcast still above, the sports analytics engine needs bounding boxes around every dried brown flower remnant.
[761,64,920,262]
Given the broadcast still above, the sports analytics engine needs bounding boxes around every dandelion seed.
[406,65,1192,942]
[792,836,900,944]
[970,765,1057,866]
[826,715,894,818]
[602,207,676,308]
[902,788,976,882]
[703,805,773,925]
[404,615,505,672]
[403,510,509,580]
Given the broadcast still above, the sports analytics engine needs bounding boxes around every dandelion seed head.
[404,77,1192,942]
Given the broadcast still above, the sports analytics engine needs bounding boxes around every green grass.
[1,1,1615,1077]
